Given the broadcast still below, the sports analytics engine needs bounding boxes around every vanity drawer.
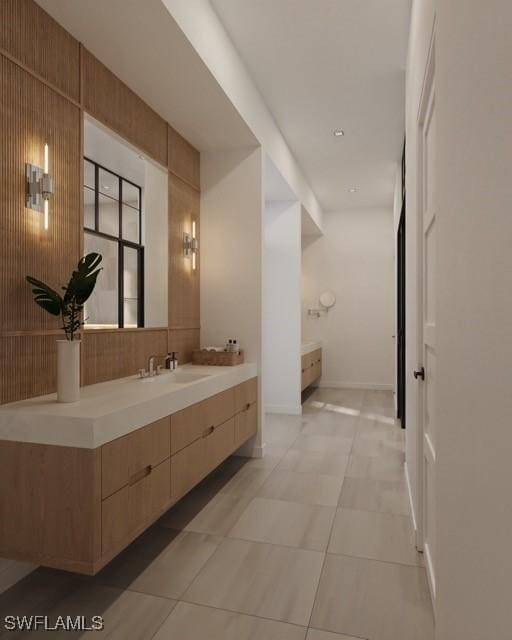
[101,416,171,499]
[171,416,235,501]
[171,388,235,454]
[235,402,257,447]
[102,458,171,554]
[235,377,258,413]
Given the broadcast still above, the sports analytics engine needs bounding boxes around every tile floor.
[0,388,434,639]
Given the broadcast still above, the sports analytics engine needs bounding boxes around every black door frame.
[397,141,406,428]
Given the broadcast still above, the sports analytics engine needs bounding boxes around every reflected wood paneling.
[0,57,81,333]
[168,125,200,189]
[169,174,200,329]
[82,48,167,167]
[168,329,200,365]
[0,0,80,101]
[82,330,168,385]
[0,335,59,404]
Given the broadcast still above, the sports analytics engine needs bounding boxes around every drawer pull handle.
[203,425,215,438]
[245,402,251,411]
[129,464,153,485]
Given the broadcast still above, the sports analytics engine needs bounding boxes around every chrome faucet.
[147,354,167,377]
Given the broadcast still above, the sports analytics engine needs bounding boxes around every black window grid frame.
[84,157,144,328]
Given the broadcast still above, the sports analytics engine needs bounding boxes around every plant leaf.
[64,252,103,305]
[25,276,62,316]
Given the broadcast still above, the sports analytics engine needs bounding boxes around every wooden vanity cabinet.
[301,348,322,391]
[0,376,258,575]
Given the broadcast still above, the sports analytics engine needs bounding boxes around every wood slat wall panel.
[82,330,168,385]
[0,0,80,101]
[0,57,81,333]
[82,48,168,167]
[0,335,58,404]
[169,174,200,329]
[168,125,200,189]
[168,329,200,365]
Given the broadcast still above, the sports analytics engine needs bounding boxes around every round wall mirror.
[319,290,336,309]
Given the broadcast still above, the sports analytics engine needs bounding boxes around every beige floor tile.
[338,477,410,516]
[278,449,349,477]
[183,538,324,626]
[306,629,363,640]
[311,554,434,640]
[308,388,365,410]
[301,412,357,439]
[346,454,404,483]
[362,389,395,410]
[1,582,175,639]
[292,434,353,456]
[351,435,404,458]
[258,469,343,506]
[159,489,253,536]
[328,508,421,566]
[97,528,222,599]
[228,497,335,551]
[154,601,307,640]
[356,418,404,442]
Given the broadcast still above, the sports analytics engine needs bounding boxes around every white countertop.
[0,363,257,449]
[301,340,322,355]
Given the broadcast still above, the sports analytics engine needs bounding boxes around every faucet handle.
[156,364,163,375]
[138,368,147,379]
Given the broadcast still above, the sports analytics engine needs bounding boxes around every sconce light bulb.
[192,220,196,239]
[44,199,49,230]
[192,252,196,271]
[44,144,49,174]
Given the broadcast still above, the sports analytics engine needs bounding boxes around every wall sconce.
[183,220,198,270]
[26,143,53,230]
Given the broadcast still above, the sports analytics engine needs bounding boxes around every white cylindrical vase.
[57,339,81,403]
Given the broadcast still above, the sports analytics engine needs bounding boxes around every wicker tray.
[192,349,244,366]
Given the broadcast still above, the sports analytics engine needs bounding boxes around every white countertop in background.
[301,340,322,355]
[0,363,257,449]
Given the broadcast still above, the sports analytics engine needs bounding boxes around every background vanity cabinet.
[0,377,258,575]
[301,348,322,391]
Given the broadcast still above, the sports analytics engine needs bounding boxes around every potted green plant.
[26,253,102,403]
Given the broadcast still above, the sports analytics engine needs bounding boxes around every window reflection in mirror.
[83,116,168,329]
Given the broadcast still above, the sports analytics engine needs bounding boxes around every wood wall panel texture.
[0,0,80,101]
[0,57,81,333]
[168,174,200,329]
[81,330,168,385]
[0,334,58,405]
[81,48,168,167]
[168,329,200,365]
[168,125,200,189]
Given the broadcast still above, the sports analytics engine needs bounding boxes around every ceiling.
[36,0,257,152]
[210,0,411,211]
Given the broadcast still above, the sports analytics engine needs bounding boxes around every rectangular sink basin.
[140,371,210,384]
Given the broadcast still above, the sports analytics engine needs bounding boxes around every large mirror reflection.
[83,116,168,329]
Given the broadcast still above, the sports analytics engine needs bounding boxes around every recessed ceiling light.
[333,129,345,137]
[348,188,358,193]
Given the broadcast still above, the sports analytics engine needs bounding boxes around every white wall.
[434,1,512,637]
[263,200,301,414]
[302,209,394,390]
[161,0,323,234]
[200,146,265,456]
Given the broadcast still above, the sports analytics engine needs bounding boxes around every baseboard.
[318,380,394,391]
[404,461,418,532]
[265,404,302,415]
[233,441,266,459]
[0,560,35,594]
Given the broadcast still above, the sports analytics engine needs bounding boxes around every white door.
[416,39,437,605]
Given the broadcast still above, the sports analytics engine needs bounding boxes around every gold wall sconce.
[26,143,53,230]
[183,220,198,270]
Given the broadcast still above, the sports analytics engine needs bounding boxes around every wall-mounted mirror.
[83,116,168,329]
[319,290,336,309]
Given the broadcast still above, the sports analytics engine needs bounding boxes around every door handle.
[413,367,425,381]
